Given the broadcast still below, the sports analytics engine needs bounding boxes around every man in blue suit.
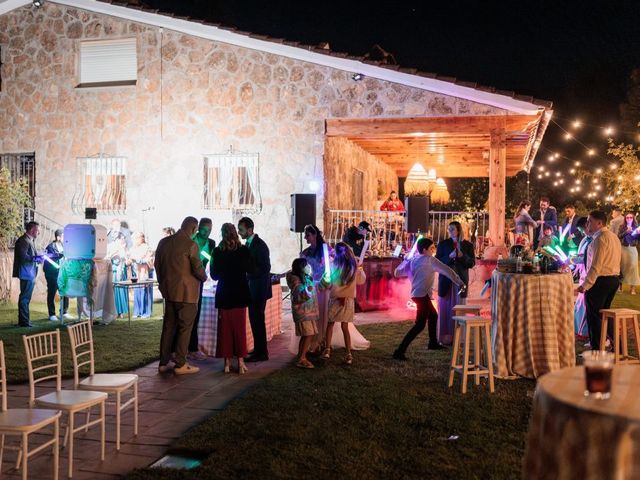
[13,221,42,327]
[238,217,272,362]
[533,197,558,249]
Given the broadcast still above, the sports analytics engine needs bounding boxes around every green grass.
[0,301,163,384]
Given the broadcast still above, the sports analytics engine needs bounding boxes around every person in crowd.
[13,221,42,327]
[129,231,154,318]
[436,221,475,345]
[392,237,463,360]
[577,211,621,350]
[162,227,175,237]
[513,201,537,241]
[533,197,558,249]
[573,217,590,337]
[44,229,70,321]
[538,224,558,249]
[107,218,132,248]
[323,242,366,365]
[609,207,624,235]
[617,212,640,295]
[155,217,207,374]
[342,221,371,257]
[286,258,322,369]
[210,223,253,375]
[301,224,334,353]
[185,218,216,360]
[107,232,130,318]
[563,204,584,246]
[238,217,272,362]
[380,190,405,212]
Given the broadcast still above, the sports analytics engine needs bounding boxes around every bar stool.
[452,305,482,317]
[448,316,495,394]
[599,308,640,364]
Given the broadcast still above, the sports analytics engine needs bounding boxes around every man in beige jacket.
[155,216,207,374]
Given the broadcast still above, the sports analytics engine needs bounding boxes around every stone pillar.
[484,128,508,259]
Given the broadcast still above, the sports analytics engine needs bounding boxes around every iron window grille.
[72,154,127,215]
[0,152,36,206]
[203,149,261,213]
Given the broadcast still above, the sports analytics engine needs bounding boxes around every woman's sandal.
[345,353,353,365]
[296,360,315,369]
[321,347,331,359]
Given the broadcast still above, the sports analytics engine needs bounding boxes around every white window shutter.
[80,38,137,84]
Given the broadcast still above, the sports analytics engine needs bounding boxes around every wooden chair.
[23,330,107,478]
[599,308,640,364]
[67,321,138,450]
[448,316,495,394]
[0,340,61,480]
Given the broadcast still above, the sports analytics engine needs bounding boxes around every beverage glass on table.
[582,350,614,399]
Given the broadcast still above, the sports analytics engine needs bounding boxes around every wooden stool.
[448,316,495,394]
[452,304,482,317]
[599,308,640,364]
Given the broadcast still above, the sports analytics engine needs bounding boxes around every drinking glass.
[583,350,614,399]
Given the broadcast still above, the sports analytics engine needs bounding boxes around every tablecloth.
[74,259,116,324]
[491,271,575,378]
[198,283,282,356]
[524,365,640,480]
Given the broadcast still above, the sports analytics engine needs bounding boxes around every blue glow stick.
[42,255,60,269]
[322,243,331,282]
[406,235,424,260]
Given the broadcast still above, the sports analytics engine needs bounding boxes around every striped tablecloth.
[491,271,575,378]
[524,365,640,479]
[197,283,282,356]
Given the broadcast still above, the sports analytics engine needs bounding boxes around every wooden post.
[486,128,507,257]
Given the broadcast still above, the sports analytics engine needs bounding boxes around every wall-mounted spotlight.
[351,73,363,81]
[33,0,44,8]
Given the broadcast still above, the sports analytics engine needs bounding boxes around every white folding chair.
[67,321,138,450]
[0,340,61,480]
[23,330,107,478]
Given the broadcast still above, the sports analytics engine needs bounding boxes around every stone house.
[0,0,551,277]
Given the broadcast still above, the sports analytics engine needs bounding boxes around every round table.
[524,365,640,480]
[491,271,575,378]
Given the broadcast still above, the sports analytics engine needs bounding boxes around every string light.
[575,161,581,166]
[537,174,543,179]
[564,133,572,140]
[570,168,576,174]
[595,168,603,174]
[538,166,545,172]
[555,172,561,177]
[553,181,558,186]
[572,120,582,128]
[609,164,617,170]
[548,155,555,161]
[588,149,596,156]
[575,179,582,185]
[545,172,550,177]
[605,127,614,136]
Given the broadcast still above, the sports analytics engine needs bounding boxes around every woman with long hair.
[435,221,475,344]
[129,231,154,318]
[514,201,537,241]
[301,224,333,352]
[380,190,405,212]
[618,212,640,295]
[107,232,129,318]
[211,223,253,374]
[323,242,366,364]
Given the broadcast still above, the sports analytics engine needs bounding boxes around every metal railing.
[327,210,490,257]
[23,208,64,250]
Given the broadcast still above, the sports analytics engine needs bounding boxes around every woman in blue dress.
[129,231,154,318]
[108,233,130,318]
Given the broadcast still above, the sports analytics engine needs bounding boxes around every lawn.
[125,290,640,480]
[0,300,163,384]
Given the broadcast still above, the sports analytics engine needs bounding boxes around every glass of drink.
[583,350,615,399]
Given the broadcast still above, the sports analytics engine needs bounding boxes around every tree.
[603,141,640,210]
[620,68,640,138]
[0,168,31,302]
[443,178,488,211]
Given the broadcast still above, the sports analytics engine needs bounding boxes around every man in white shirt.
[577,210,621,349]
[392,237,463,359]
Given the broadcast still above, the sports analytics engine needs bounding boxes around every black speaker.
[290,194,316,232]
[404,196,429,233]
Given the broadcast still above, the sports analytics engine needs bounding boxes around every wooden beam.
[488,129,507,248]
[326,114,541,137]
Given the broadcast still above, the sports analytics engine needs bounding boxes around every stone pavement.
[0,328,295,479]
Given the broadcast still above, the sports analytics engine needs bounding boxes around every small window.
[78,38,137,88]
[203,150,261,212]
[72,155,127,215]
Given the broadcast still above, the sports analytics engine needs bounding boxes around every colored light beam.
[407,235,424,260]
[200,251,211,261]
[559,223,572,243]
[322,243,331,282]
[358,240,369,264]
[553,246,569,261]
[42,255,60,269]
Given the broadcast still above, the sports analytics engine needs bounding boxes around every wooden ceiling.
[325,114,543,177]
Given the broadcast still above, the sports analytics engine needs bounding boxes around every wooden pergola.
[326,112,551,253]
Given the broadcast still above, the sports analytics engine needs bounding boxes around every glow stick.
[543,246,558,257]
[559,223,571,243]
[322,243,331,282]
[553,246,568,261]
[358,240,369,264]
[42,255,60,269]
[406,235,424,260]
[200,251,211,261]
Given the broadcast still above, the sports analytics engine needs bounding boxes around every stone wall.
[323,137,397,215]
[0,3,507,272]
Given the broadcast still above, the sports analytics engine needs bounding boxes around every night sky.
[136,0,640,171]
